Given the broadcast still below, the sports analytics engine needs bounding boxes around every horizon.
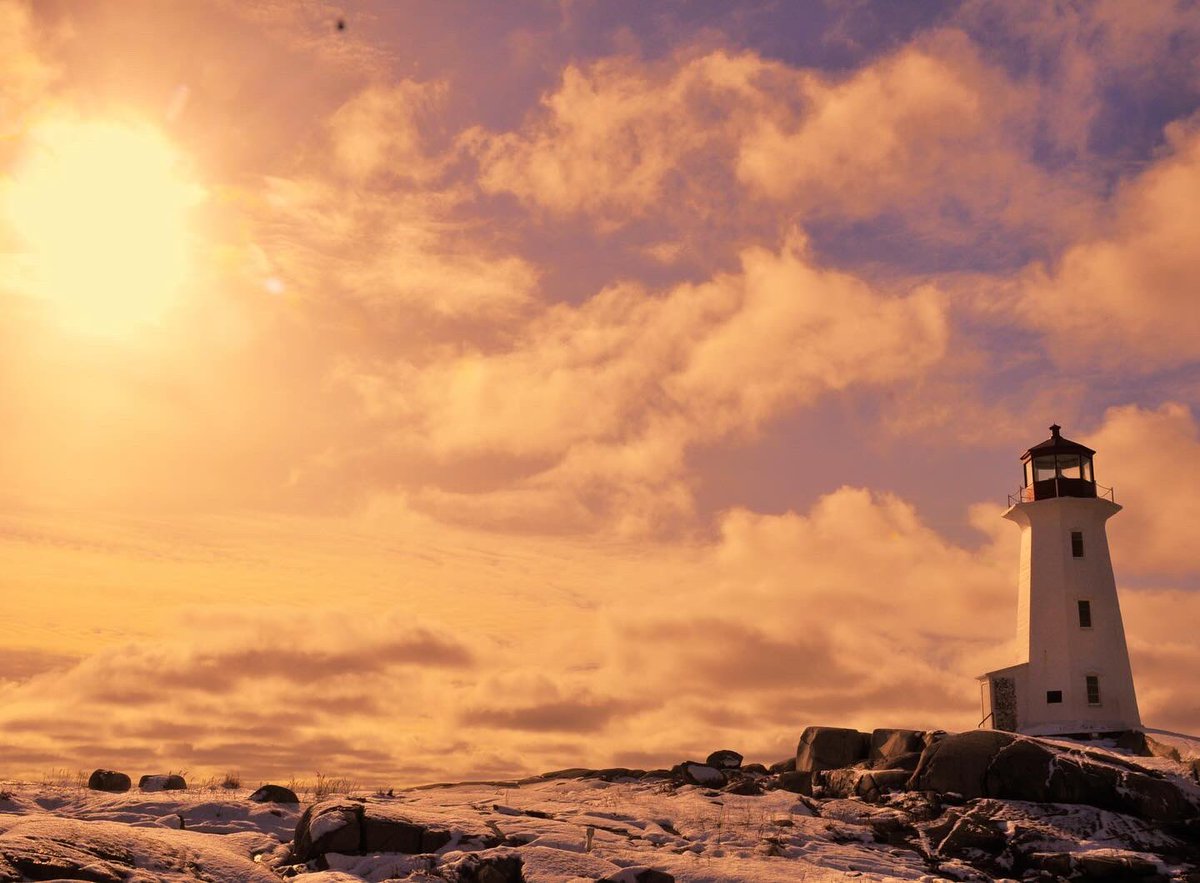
[2,0,1200,785]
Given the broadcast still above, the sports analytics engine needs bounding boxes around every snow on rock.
[3,737,1200,882]
[139,774,187,792]
[0,815,278,882]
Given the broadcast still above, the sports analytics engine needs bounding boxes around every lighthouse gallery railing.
[1007,482,1115,507]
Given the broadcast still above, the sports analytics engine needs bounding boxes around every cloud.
[1019,123,1200,367]
[471,37,1088,251]
[1088,402,1200,577]
[461,696,636,733]
[320,235,946,531]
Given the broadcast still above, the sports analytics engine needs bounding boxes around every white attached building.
[980,425,1141,736]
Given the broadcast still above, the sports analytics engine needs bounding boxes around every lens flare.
[3,116,205,336]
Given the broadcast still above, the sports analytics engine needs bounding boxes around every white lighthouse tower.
[980,425,1141,736]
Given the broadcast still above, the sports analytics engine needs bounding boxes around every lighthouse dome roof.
[1020,424,1095,462]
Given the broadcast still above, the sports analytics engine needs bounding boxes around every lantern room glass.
[1033,456,1057,483]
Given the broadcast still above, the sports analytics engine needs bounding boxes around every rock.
[936,815,1007,857]
[705,749,743,769]
[589,768,646,782]
[1075,852,1161,879]
[138,774,186,792]
[742,762,769,776]
[0,816,277,883]
[983,736,1057,803]
[721,778,762,796]
[768,757,796,773]
[1026,852,1073,876]
[871,751,921,771]
[444,851,525,883]
[87,769,131,793]
[248,784,299,804]
[870,728,925,763]
[540,768,596,780]
[773,770,813,795]
[294,798,496,861]
[293,799,362,861]
[821,768,911,803]
[908,729,1016,799]
[675,762,726,787]
[912,731,1199,823]
[795,726,869,773]
[599,869,675,883]
[861,770,912,802]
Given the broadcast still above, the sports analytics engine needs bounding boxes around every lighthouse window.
[1071,531,1084,557]
[1086,675,1101,705]
[1056,454,1082,479]
[1078,599,1092,628]
[1046,690,1063,703]
[1033,456,1057,482]
[1082,457,1094,482]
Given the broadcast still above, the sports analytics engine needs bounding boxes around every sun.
[2,116,205,337]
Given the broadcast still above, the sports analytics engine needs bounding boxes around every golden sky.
[2,0,1200,784]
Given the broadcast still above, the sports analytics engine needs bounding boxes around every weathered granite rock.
[721,777,762,796]
[674,762,726,787]
[248,784,299,804]
[869,728,925,763]
[138,774,186,792]
[294,799,362,861]
[871,750,921,771]
[795,726,869,773]
[705,749,743,770]
[87,769,131,793]
[773,770,813,795]
[821,768,911,803]
[439,850,525,883]
[907,730,1015,798]
[910,731,1199,822]
[768,757,796,774]
[589,768,646,782]
[935,815,1007,858]
[294,798,498,861]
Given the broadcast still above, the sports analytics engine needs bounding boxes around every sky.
[2,0,1200,785]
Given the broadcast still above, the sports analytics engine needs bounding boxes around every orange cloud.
[1020,123,1200,367]
[319,235,946,531]
[472,37,1089,246]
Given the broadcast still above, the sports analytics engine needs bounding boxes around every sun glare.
[3,117,204,336]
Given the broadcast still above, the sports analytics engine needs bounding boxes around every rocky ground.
[1,729,1199,882]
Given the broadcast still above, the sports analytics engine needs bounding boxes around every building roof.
[1020,424,1096,462]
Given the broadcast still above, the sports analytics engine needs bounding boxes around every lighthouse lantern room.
[980,425,1142,736]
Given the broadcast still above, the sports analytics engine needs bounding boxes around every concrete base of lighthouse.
[979,664,1141,736]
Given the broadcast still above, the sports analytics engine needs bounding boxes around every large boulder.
[294,798,498,862]
[294,800,362,860]
[673,762,726,787]
[911,731,1199,823]
[870,728,925,763]
[138,774,186,792]
[795,726,869,773]
[908,730,1015,798]
[773,770,813,795]
[248,784,299,804]
[87,769,131,793]
[705,749,743,770]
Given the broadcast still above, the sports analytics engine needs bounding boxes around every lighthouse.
[980,425,1141,736]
